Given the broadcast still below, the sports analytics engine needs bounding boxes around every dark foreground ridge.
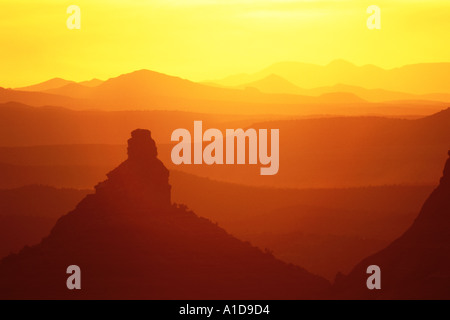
[334,150,450,299]
[0,129,329,299]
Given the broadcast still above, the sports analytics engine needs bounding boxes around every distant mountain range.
[1,64,448,115]
[11,60,450,97]
[211,60,450,95]
[39,69,373,110]
[235,74,450,103]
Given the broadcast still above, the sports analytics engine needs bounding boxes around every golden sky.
[1,0,450,87]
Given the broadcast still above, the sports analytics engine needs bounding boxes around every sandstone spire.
[94,129,171,211]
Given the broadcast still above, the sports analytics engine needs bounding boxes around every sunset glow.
[1,0,450,87]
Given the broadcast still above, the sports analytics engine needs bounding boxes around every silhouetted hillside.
[0,169,433,280]
[0,171,433,279]
[0,185,89,259]
[0,129,329,299]
[335,151,450,299]
[250,232,384,281]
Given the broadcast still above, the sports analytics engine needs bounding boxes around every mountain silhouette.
[3,70,445,115]
[15,78,75,92]
[0,129,329,299]
[15,78,103,92]
[46,69,369,109]
[49,69,447,114]
[334,150,450,299]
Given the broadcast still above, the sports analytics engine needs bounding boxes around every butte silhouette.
[0,129,329,299]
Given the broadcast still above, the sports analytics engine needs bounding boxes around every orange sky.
[1,0,450,87]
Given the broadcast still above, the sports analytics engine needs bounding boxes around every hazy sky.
[1,0,450,87]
